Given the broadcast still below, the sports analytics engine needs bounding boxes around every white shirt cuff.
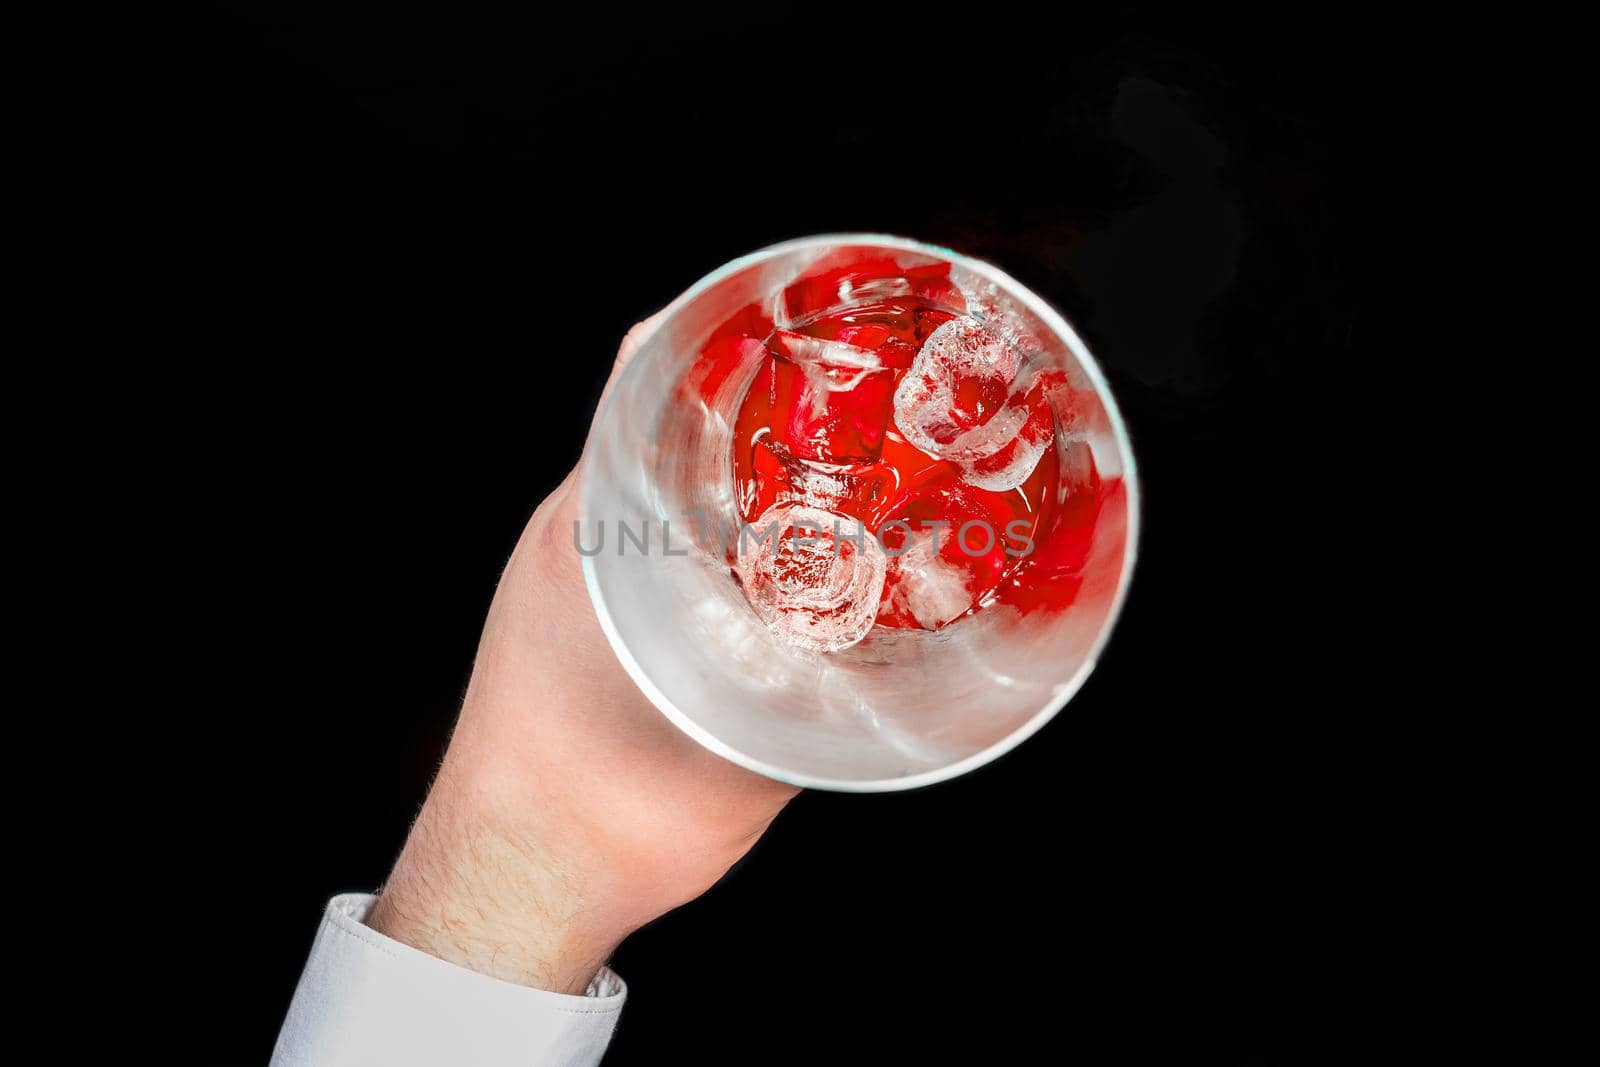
[271,893,626,1066]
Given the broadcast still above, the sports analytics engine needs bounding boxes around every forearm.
[366,756,625,996]
[270,749,631,1067]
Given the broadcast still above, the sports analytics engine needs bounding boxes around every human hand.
[367,314,800,993]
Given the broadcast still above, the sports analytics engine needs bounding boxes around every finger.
[589,306,669,429]
[576,308,671,482]
[613,308,670,373]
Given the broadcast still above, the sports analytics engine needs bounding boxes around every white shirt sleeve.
[271,893,626,1067]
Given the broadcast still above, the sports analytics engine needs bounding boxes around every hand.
[367,314,799,993]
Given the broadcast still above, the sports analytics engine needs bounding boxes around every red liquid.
[711,259,1118,636]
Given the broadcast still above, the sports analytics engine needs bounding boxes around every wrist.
[366,758,626,995]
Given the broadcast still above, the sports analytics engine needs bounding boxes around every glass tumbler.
[579,234,1139,790]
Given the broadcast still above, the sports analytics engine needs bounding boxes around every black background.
[144,3,1371,1061]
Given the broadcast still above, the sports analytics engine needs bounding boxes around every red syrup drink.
[699,257,1121,653]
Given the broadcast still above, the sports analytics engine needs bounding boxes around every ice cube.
[750,434,899,519]
[874,337,920,370]
[878,530,975,631]
[771,328,883,373]
[768,329,897,462]
[810,321,919,370]
[779,254,908,323]
[961,384,1053,492]
[892,316,1054,491]
[874,475,1018,630]
[735,502,888,653]
[831,323,892,350]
